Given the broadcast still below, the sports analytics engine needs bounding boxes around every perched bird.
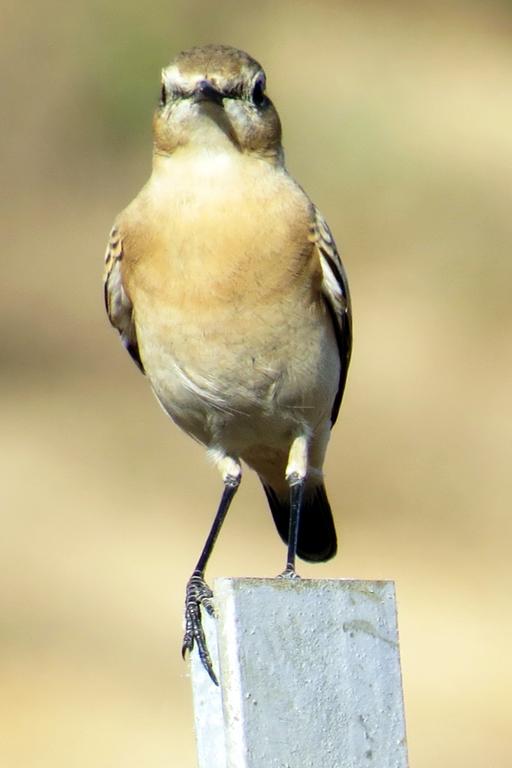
[104,44,351,683]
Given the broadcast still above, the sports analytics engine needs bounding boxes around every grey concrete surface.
[191,578,408,768]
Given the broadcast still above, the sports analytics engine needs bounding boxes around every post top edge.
[213,576,396,590]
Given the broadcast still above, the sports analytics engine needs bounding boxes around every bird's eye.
[159,83,167,107]
[251,74,266,107]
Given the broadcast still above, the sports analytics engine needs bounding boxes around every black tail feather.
[262,482,337,563]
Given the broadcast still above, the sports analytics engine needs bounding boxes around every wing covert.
[103,225,144,373]
[310,208,352,426]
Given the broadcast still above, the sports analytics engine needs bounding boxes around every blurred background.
[2,0,511,765]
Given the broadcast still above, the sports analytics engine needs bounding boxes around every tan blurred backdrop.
[2,1,511,765]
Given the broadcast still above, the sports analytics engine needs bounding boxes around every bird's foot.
[181,571,218,685]
[278,566,301,580]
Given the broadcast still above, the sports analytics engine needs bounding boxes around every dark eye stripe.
[159,80,260,104]
[221,84,244,99]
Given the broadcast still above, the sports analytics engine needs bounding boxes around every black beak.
[193,80,224,105]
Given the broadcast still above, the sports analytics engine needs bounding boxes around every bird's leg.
[182,457,241,685]
[280,435,308,579]
[281,475,305,577]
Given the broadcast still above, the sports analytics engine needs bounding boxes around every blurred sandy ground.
[1,0,511,765]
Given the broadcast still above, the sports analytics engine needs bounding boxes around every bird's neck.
[153,144,285,182]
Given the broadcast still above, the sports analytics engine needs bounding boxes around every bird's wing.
[103,224,145,373]
[311,208,352,426]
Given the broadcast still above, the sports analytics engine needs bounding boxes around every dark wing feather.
[311,208,352,425]
[103,225,144,373]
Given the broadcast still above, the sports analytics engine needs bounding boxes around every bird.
[104,44,352,684]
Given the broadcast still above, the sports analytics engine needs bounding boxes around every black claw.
[278,567,301,580]
[180,479,240,685]
[182,572,219,685]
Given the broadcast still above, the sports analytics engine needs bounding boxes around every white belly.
[137,301,339,456]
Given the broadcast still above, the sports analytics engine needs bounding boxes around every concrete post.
[191,578,408,768]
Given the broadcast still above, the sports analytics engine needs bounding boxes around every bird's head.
[153,45,283,163]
